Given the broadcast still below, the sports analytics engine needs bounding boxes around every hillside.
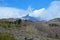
[0,18,60,40]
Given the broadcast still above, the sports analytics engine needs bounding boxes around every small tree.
[16,19,22,24]
[49,24,59,27]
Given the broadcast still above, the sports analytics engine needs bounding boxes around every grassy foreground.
[0,33,15,40]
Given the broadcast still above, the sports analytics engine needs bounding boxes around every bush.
[15,19,22,24]
[49,24,59,27]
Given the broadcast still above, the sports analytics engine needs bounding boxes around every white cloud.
[0,7,27,19]
[39,1,60,21]
[28,1,60,21]
[29,8,45,17]
[0,0,27,19]
[0,1,60,21]
[0,0,46,19]
[0,6,45,19]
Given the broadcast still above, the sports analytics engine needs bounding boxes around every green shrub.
[15,19,22,24]
[49,24,59,27]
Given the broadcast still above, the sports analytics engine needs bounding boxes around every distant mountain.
[22,14,39,22]
[47,18,60,23]
[49,18,60,22]
[47,18,60,26]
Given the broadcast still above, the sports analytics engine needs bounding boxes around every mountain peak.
[22,14,39,22]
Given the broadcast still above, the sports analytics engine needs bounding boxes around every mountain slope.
[22,14,39,22]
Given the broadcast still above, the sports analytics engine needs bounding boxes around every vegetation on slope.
[0,18,60,40]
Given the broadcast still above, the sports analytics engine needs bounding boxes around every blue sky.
[0,0,53,9]
[0,0,60,21]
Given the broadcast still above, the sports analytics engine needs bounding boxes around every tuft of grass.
[25,25,40,35]
[0,33,16,40]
